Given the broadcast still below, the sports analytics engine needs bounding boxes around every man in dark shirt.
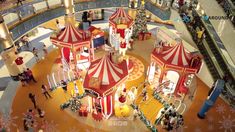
[61,80,67,92]
[29,93,37,108]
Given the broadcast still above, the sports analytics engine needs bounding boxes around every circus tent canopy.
[50,24,91,49]
[152,42,200,73]
[83,55,128,97]
[109,8,134,28]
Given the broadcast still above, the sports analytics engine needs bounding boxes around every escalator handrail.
[202,40,225,78]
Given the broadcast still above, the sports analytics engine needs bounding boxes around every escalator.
[200,17,235,88]
[184,22,221,81]
[197,42,221,80]
[181,10,235,107]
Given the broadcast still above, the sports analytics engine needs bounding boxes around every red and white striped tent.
[109,8,134,50]
[151,42,202,95]
[152,42,199,73]
[109,8,134,28]
[50,24,92,62]
[83,55,128,118]
[50,24,91,49]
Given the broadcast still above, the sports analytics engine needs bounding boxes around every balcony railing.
[0,0,171,41]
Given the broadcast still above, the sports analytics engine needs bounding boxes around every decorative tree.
[132,1,148,38]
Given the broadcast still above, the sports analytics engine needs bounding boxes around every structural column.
[0,16,24,80]
[63,0,76,26]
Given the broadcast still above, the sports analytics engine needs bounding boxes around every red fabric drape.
[117,29,125,38]
[62,47,70,62]
[120,42,127,48]
[107,95,112,115]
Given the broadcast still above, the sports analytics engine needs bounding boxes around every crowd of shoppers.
[156,104,184,131]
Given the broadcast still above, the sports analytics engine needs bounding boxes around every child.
[32,47,39,62]
[43,44,48,56]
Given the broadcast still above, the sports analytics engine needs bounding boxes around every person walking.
[37,108,45,118]
[22,35,30,48]
[196,27,205,44]
[61,80,67,92]
[141,85,148,102]
[43,44,48,56]
[28,93,37,108]
[41,85,52,99]
[17,0,23,6]
[27,68,37,83]
[56,19,65,31]
[133,108,138,120]
[32,47,40,62]
[23,70,30,83]
[18,73,27,86]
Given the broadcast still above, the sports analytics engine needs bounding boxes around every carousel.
[109,8,134,56]
[83,54,129,119]
[148,39,202,97]
[50,24,94,70]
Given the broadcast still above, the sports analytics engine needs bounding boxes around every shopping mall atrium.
[0,0,234,131]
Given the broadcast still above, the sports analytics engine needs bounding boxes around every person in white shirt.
[43,44,47,56]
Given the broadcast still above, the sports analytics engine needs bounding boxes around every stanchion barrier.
[179,103,186,115]
[57,70,61,85]
[53,71,59,86]
[47,74,52,89]
[174,99,182,112]
[67,70,71,81]
[52,72,57,87]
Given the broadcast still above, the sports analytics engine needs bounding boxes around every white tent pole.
[52,72,57,87]
[57,70,61,85]
[47,75,52,89]
[68,70,71,81]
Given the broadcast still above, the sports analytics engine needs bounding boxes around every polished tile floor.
[8,23,235,132]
